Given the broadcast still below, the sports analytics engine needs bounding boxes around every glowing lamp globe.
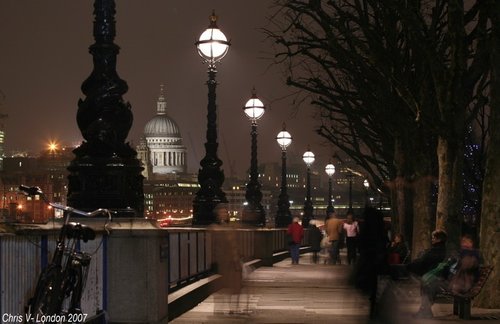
[276,128,292,150]
[325,164,336,177]
[302,149,315,167]
[244,89,265,121]
[196,12,230,63]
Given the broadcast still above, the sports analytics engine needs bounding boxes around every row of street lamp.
[191,11,371,227]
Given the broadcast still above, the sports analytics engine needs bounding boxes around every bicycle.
[19,185,112,323]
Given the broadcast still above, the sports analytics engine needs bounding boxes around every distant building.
[0,93,7,171]
[0,145,72,223]
[137,85,187,180]
[0,128,5,170]
[257,158,324,220]
[143,179,198,223]
[223,181,272,223]
[136,85,194,224]
[135,84,273,225]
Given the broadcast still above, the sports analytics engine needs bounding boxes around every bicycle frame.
[19,185,111,320]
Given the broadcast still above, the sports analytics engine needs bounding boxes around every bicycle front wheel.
[26,265,65,319]
[60,254,90,317]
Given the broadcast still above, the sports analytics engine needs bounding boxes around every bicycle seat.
[63,222,96,242]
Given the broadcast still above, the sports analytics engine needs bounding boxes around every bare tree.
[266,0,439,252]
[266,0,490,254]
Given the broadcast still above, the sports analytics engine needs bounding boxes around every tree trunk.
[404,184,414,249]
[475,128,500,308]
[392,177,406,237]
[411,176,434,258]
[436,137,464,253]
[390,138,407,238]
[475,0,500,308]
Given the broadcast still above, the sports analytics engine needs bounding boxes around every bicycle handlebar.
[18,185,113,222]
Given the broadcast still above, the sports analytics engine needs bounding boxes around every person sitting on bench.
[414,234,481,318]
[407,230,448,276]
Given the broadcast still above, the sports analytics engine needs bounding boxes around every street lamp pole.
[363,179,370,207]
[347,171,353,213]
[302,148,315,228]
[325,163,335,215]
[192,11,230,225]
[275,124,292,227]
[242,88,266,227]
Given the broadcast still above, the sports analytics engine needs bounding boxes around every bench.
[444,265,493,319]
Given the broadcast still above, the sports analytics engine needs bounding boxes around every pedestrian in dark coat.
[352,207,389,319]
[407,230,447,276]
[387,233,409,265]
[309,220,323,263]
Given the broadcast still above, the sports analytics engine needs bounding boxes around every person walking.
[343,212,359,265]
[325,210,343,264]
[309,220,323,264]
[353,207,389,319]
[287,216,304,264]
[210,204,244,314]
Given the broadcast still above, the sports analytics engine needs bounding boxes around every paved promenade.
[171,253,499,324]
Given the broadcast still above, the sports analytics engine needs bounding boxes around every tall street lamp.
[347,170,354,213]
[363,179,370,206]
[67,0,143,217]
[192,11,230,225]
[242,88,266,227]
[302,148,315,228]
[275,124,292,227]
[325,163,335,215]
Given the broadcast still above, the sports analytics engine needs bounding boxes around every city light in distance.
[47,141,59,152]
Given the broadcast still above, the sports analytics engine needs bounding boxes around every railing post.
[254,229,275,266]
[106,221,169,323]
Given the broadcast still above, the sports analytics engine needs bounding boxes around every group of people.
[287,207,483,320]
[352,208,482,320]
[286,210,362,266]
[408,231,482,318]
[211,203,483,320]
[323,210,361,265]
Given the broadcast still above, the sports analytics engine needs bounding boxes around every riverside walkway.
[171,253,499,324]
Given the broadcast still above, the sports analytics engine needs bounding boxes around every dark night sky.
[0,1,332,177]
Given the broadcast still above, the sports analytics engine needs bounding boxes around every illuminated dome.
[144,115,181,138]
[144,85,181,138]
[138,85,187,178]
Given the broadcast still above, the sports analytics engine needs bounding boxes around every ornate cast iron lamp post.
[325,163,335,215]
[192,12,230,225]
[302,148,315,227]
[347,170,354,213]
[275,124,292,227]
[363,179,370,206]
[67,0,143,217]
[242,88,266,227]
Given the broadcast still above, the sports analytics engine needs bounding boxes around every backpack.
[422,261,449,286]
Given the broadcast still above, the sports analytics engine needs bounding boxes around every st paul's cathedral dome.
[137,85,187,178]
